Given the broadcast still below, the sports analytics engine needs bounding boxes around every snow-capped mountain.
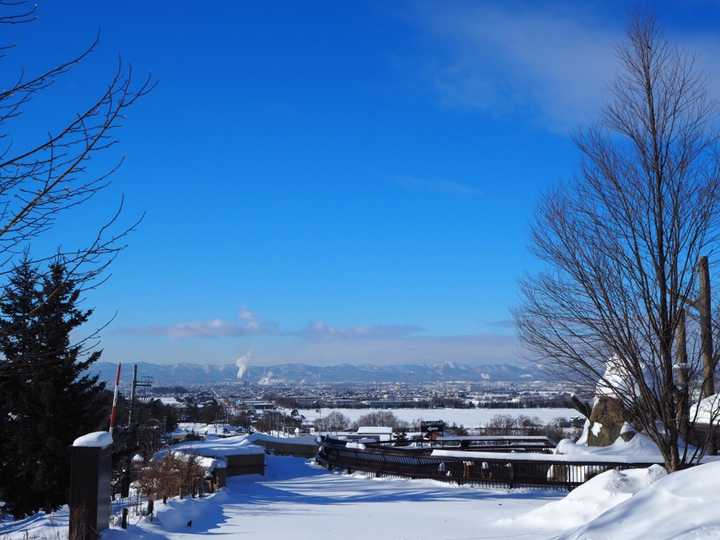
[90,361,549,386]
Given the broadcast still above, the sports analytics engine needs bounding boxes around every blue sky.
[6,1,720,366]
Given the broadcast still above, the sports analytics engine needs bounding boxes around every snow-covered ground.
[4,455,720,539]
[299,407,579,426]
[0,510,69,540]
[122,456,561,540]
[556,461,720,539]
[502,465,667,531]
[1,456,561,540]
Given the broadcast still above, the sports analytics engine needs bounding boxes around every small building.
[356,426,393,442]
[154,435,266,480]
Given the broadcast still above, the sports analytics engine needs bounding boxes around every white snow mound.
[559,461,720,539]
[556,432,664,463]
[72,431,113,448]
[505,465,666,531]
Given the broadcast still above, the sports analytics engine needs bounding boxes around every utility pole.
[127,365,138,431]
[121,364,153,497]
[109,363,122,438]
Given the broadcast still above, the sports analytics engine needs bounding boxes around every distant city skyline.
[12,1,720,365]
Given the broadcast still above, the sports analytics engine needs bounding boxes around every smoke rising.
[235,352,252,380]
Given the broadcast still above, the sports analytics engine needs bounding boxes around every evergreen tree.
[0,261,42,517]
[0,259,108,517]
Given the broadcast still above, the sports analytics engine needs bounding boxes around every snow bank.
[555,432,664,463]
[72,431,113,448]
[559,461,720,539]
[0,507,69,539]
[151,488,231,532]
[505,465,666,531]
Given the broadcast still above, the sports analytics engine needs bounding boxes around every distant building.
[356,426,393,442]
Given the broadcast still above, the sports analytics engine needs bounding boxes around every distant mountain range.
[90,361,549,386]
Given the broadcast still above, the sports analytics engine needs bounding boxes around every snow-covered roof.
[158,396,183,407]
[161,435,264,458]
[72,431,113,448]
[171,451,227,470]
[358,426,393,434]
[248,432,319,446]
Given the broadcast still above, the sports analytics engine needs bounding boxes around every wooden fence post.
[69,432,112,540]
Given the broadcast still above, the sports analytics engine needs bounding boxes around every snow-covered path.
[6,452,720,539]
[1,456,563,540]
[111,456,561,540]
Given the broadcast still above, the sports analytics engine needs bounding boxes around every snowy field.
[298,407,579,426]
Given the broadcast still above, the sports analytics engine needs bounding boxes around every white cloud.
[414,4,720,132]
[119,311,526,365]
[124,307,275,338]
[265,332,524,365]
[238,307,260,331]
[300,321,425,340]
[418,4,621,131]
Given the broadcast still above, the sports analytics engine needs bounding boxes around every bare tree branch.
[515,17,720,471]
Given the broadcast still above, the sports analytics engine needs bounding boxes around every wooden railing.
[317,438,660,490]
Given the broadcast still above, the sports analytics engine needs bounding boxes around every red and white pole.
[109,362,122,436]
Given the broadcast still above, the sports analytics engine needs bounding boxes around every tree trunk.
[699,256,715,397]
[676,309,689,446]
[698,256,716,454]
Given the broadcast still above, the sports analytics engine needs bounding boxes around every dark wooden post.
[699,256,715,398]
[698,256,716,454]
[69,433,112,540]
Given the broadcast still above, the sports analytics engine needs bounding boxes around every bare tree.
[313,411,351,432]
[352,411,401,430]
[515,17,720,471]
[0,3,152,285]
